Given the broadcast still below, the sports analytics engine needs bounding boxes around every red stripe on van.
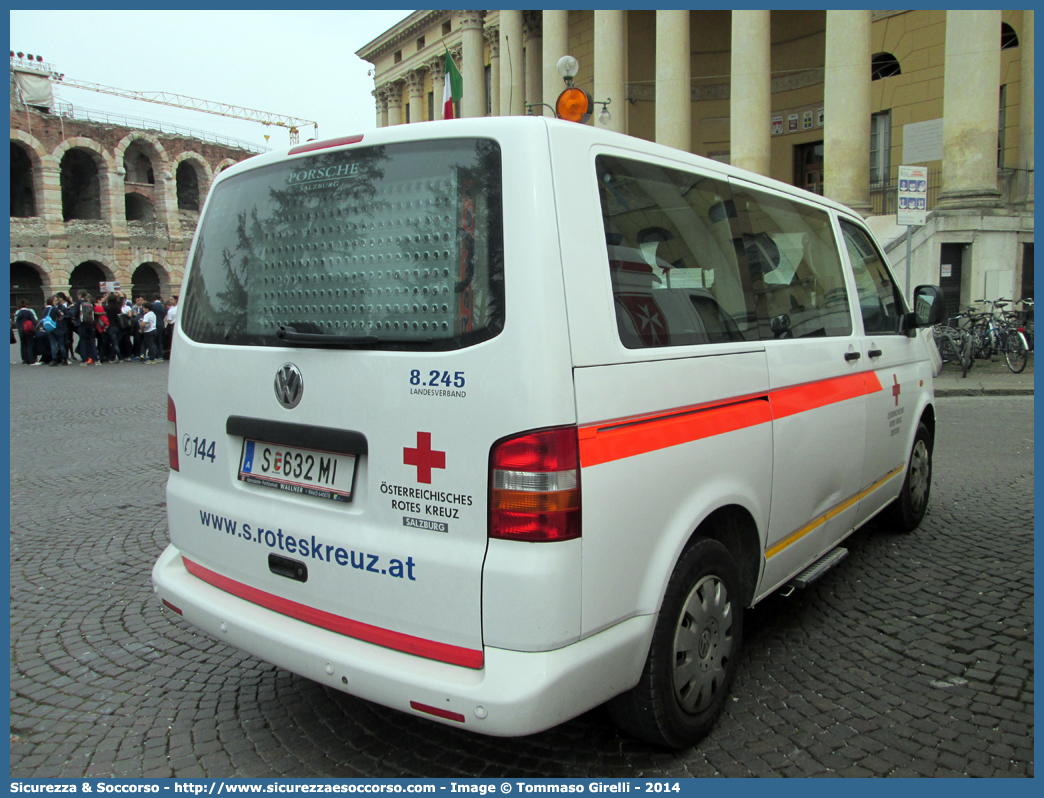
[580,398,772,467]
[769,372,873,420]
[579,371,884,467]
[181,557,484,669]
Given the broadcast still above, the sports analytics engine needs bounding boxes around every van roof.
[222,116,861,220]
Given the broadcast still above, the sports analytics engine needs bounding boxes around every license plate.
[238,440,356,502]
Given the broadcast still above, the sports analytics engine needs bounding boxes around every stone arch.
[10,254,51,314]
[130,261,172,300]
[9,129,48,163]
[125,190,156,223]
[59,252,119,284]
[51,137,115,222]
[51,136,116,171]
[215,158,238,174]
[115,132,178,228]
[10,141,37,217]
[69,260,111,299]
[114,132,171,179]
[174,151,214,185]
[174,152,214,214]
[174,153,211,212]
[128,254,175,296]
[10,133,50,220]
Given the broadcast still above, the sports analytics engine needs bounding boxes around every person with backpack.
[13,300,37,365]
[43,295,68,366]
[104,293,125,363]
[74,290,100,366]
[57,292,77,362]
[93,296,111,363]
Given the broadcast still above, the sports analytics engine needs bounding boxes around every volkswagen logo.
[274,363,304,409]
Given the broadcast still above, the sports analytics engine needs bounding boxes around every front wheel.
[1004,330,1028,374]
[883,421,933,532]
[607,539,743,748]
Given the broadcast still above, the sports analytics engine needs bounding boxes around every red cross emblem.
[892,374,901,407]
[403,432,446,484]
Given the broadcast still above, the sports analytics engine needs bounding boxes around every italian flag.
[443,50,462,119]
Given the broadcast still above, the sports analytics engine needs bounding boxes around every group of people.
[13,291,179,367]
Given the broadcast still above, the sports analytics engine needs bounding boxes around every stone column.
[499,10,525,115]
[730,10,772,176]
[458,10,486,118]
[372,88,384,128]
[524,11,543,112]
[39,160,64,233]
[542,10,568,117]
[655,10,690,151]
[109,165,126,237]
[427,57,446,121]
[594,10,626,133]
[156,168,182,242]
[1017,10,1034,207]
[937,10,1003,209]
[405,70,426,122]
[823,10,872,214]
[385,81,404,127]
[485,26,501,116]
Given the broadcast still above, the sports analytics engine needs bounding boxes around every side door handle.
[844,351,861,362]
[867,348,883,358]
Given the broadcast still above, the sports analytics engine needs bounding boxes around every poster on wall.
[771,116,783,135]
[787,114,799,132]
[897,165,928,226]
[802,111,813,130]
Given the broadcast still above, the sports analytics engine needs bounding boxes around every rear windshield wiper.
[277,326,432,348]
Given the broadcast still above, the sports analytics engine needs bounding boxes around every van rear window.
[181,139,503,350]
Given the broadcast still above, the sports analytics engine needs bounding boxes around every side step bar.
[780,547,849,595]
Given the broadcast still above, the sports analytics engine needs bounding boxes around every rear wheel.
[607,539,743,748]
[1004,330,1027,374]
[961,331,975,373]
[957,332,971,377]
[883,421,933,532]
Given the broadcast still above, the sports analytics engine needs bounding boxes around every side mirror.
[912,285,945,327]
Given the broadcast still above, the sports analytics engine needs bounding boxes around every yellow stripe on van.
[765,465,906,559]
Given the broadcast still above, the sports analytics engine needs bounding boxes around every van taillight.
[490,427,581,542]
[167,395,179,472]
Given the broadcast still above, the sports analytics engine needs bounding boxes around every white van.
[153,117,944,748]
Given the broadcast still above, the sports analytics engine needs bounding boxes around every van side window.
[596,156,757,348]
[840,220,905,334]
[732,186,852,339]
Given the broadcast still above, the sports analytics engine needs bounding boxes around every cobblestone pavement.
[9,363,1034,778]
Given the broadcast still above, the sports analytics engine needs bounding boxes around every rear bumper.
[152,544,655,736]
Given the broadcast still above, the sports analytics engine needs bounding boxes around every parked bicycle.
[968,298,1029,374]
[932,316,973,378]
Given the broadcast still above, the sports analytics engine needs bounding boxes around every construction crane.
[11,54,317,143]
[56,77,318,144]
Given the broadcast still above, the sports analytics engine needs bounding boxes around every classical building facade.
[9,81,256,315]
[357,9,1033,315]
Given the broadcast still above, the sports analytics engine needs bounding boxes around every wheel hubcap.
[672,575,733,714]
[908,439,929,513]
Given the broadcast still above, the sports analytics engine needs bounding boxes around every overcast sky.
[10,10,413,151]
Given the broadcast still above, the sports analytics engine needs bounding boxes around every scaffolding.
[9,55,318,144]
